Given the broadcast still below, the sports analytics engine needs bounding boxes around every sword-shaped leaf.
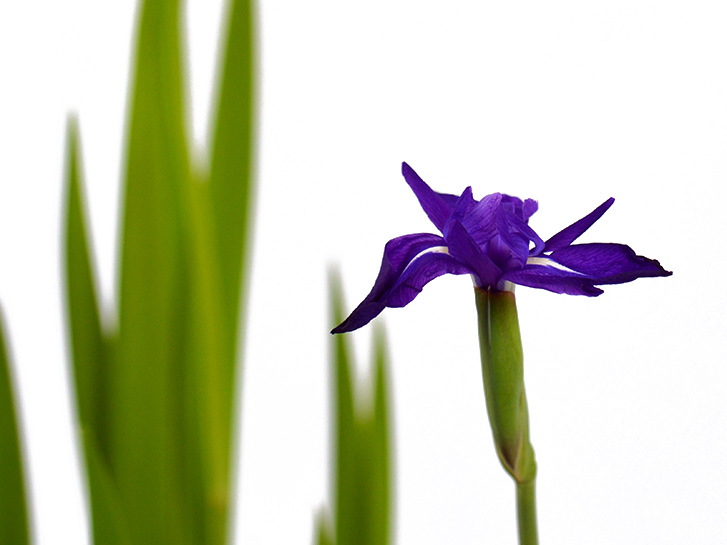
[63,117,130,543]
[112,0,196,543]
[63,117,108,456]
[81,432,133,545]
[327,271,394,545]
[369,325,392,545]
[329,270,358,545]
[0,308,30,545]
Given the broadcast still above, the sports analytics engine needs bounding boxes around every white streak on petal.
[526,256,583,275]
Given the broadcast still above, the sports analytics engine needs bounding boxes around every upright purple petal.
[544,197,615,252]
[460,192,501,247]
[444,220,502,287]
[331,232,446,334]
[502,265,604,296]
[499,207,545,256]
[522,198,538,221]
[491,208,531,269]
[447,186,477,226]
[402,162,455,232]
[548,243,672,284]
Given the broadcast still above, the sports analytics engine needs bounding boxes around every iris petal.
[402,162,455,232]
[523,198,538,221]
[544,197,615,252]
[500,207,545,256]
[548,243,672,284]
[445,220,502,287]
[331,232,445,333]
[502,265,604,296]
[333,164,671,334]
[364,232,447,303]
[384,252,474,307]
[332,250,471,333]
[460,193,501,247]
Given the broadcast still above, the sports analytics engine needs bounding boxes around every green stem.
[473,288,539,544]
[516,479,538,545]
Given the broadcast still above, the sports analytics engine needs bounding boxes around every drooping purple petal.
[444,220,502,287]
[502,265,604,296]
[363,232,446,303]
[332,250,472,333]
[548,243,672,284]
[402,162,455,232]
[384,251,473,307]
[331,232,445,333]
[544,197,615,252]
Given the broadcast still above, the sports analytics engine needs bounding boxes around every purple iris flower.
[332,163,671,334]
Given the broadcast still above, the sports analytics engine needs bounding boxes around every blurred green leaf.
[64,0,255,543]
[64,117,127,544]
[0,307,30,545]
[329,271,358,545]
[208,0,256,360]
[313,508,336,545]
[192,0,258,539]
[81,432,132,545]
[112,0,196,542]
[63,116,108,457]
[327,271,394,545]
[369,325,392,545]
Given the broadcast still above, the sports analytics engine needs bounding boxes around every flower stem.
[474,287,539,544]
[516,479,538,545]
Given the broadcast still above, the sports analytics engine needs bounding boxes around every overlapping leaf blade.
[111,0,195,542]
[369,326,392,545]
[326,272,394,545]
[80,432,133,545]
[63,118,130,544]
[62,0,254,542]
[0,309,30,545]
[330,272,358,545]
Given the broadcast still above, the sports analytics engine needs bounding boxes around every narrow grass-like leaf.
[181,176,230,545]
[0,308,30,545]
[208,0,256,349]
[112,0,195,543]
[313,507,336,545]
[81,432,132,545]
[328,270,358,545]
[369,325,392,545]
[63,117,128,544]
[328,271,395,545]
[195,0,258,538]
[63,117,108,456]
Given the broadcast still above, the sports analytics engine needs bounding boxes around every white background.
[1,1,726,544]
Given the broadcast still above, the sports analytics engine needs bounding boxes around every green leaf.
[328,270,358,545]
[0,307,31,545]
[369,325,392,545]
[81,431,133,545]
[63,116,108,459]
[64,117,132,544]
[112,0,197,543]
[313,507,336,545]
[327,271,394,545]
[189,0,258,539]
[208,0,256,352]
